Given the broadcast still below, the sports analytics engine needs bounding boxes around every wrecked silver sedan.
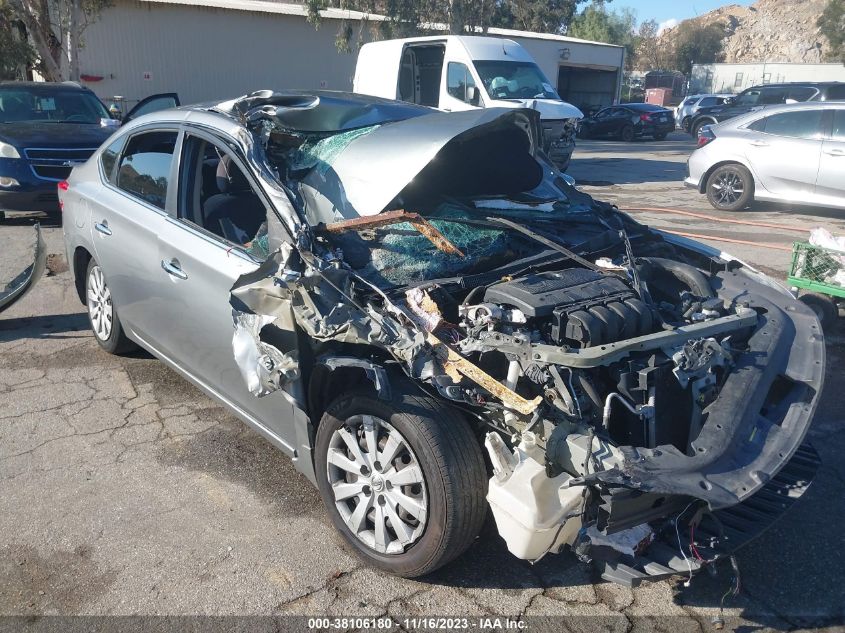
[61,91,822,584]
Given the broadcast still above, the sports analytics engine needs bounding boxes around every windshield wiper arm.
[484,216,600,271]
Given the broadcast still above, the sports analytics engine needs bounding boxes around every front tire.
[86,259,135,354]
[314,388,487,578]
[705,163,754,211]
[692,119,713,138]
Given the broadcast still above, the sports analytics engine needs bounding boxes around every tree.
[7,0,112,81]
[0,0,35,79]
[568,3,638,69]
[818,0,844,63]
[634,19,664,70]
[307,0,589,51]
[670,21,724,74]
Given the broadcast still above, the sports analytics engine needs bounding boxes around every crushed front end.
[217,92,822,585]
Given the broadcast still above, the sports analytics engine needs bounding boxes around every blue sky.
[620,0,755,30]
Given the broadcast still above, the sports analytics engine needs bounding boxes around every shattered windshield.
[474,61,559,100]
[325,202,572,287]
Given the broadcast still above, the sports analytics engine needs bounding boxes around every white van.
[353,35,584,171]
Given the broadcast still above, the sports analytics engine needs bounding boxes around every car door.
[151,128,303,452]
[590,108,616,136]
[89,127,181,346]
[122,93,180,125]
[745,109,824,196]
[816,108,845,200]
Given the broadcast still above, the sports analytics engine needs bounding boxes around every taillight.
[697,127,716,148]
[58,180,69,191]
[640,114,651,122]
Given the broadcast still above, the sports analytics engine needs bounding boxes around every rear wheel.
[314,388,487,577]
[681,116,692,131]
[799,293,838,329]
[620,125,635,142]
[654,132,668,141]
[86,259,136,354]
[705,164,754,211]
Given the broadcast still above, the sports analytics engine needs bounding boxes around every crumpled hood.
[301,107,543,219]
[487,98,583,121]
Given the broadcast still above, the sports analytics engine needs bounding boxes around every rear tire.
[705,163,754,211]
[85,258,136,354]
[654,132,668,141]
[620,125,635,142]
[799,293,838,329]
[314,388,487,578]
[682,116,692,131]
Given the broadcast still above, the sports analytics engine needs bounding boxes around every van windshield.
[0,86,110,124]
[474,61,559,100]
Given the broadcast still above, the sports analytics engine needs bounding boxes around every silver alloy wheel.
[326,414,428,555]
[87,265,113,341]
[711,169,744,206]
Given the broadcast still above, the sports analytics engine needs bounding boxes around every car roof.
[740,82,843,90]
[0,80,91,92]
[620,103,667,111]
[716,100,845,129]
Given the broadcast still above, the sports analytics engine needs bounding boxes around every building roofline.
[137,0,387,21]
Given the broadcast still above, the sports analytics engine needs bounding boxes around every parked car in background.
[60,90,822,583]
[0,81,178,218]
[687,82,845,138]
[577,103,674,141]
[675,94,732,131]
[686,102,845,211]
[353,35,583,171]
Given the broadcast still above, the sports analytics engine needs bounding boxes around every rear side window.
[826,85,845,100]
[787,87,818,102]
[832,110,845,141]
[100,137,124,184]
[759,87,787,105]
[699,97,718,106]
[750,110,824,139]
[116,130,178,209]
[682,97,697,106]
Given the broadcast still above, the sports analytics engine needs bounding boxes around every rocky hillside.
[662,0,832,64]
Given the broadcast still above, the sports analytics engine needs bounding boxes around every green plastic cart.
[787,241,845,327]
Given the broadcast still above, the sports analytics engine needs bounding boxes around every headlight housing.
[0,142,21,159]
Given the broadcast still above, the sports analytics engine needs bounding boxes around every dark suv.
[0,81,178,217]
[688,82,845,137]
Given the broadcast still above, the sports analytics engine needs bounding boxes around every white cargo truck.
[353,35,583,171]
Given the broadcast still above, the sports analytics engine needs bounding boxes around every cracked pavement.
[1,135,843,630]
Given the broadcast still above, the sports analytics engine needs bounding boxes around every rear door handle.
[160,259,188,280]
[823,148,845,156]
[749,140,769,147]
[94,221,112,236]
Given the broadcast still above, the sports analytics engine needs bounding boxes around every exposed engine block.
[483,269,655,347]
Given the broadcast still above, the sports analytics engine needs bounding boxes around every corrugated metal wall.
[78,0,362,107]
[691,63,845,94]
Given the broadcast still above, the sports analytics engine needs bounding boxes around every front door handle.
[94,221,112,236]
[823,148,845,156]
[161,259,188,280]
[749,140,769,147]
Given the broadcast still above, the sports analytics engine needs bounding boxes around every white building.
[691,62,845,94]
[73,0,624,111]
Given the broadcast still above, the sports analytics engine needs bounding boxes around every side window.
[832,110,845,141]
[178,135,269,258]
[699,97,718,107]
[759,87,787,105]
[787,87,818,102]
[753,110,824,139]
[827,85,845,100]
[100,136,125,184]
[116,130,177,209]
[737,90,760,106]
[446,63,478,105]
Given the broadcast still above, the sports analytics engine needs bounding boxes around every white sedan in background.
[685,102,845,211]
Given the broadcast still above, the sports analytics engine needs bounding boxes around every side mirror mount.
[724,96,736,106]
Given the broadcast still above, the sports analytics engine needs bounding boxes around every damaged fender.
[0,225,46,314]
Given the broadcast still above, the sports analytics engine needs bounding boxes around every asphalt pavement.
[0,132,843,631]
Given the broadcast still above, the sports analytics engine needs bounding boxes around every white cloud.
[657,18,679,35]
